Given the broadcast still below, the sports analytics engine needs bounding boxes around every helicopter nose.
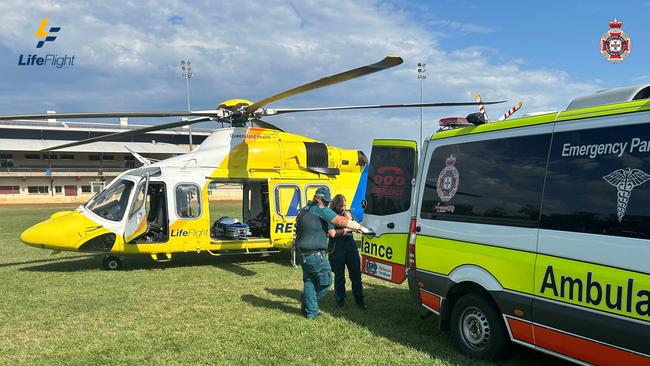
[20,224,45,248]
[21,211,78,249]
[20,210,108,251]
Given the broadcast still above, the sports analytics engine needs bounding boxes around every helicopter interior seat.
[146,183,168,241]
[245,183,270,238]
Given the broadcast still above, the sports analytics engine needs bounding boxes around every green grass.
[0,204,566,365]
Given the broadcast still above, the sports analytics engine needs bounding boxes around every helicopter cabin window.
[275,185,302,217]
[86,179,134,222]
[129,180,146,216]
[176,184,201,219]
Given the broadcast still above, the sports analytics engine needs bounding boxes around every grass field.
[0,204,567,365]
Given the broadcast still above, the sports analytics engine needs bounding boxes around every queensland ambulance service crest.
[437,154,459,202]
[600,18,631,63]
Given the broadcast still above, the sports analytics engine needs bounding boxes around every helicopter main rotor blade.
[251,118,284,132]
[42,116,213,152]
[0,111,221,120]
[264,100,507,115]
[245,56,403,115]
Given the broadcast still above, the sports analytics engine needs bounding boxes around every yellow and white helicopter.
[8,56,502,270]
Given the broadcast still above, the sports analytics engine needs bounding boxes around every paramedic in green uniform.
[295,187,372,319]
[328,194,366,309]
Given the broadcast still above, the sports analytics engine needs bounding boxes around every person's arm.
[319,207,371,233]
[327,222,336,238]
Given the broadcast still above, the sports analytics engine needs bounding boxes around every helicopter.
[11,56,503,270]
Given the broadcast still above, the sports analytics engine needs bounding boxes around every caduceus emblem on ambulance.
[603,167,650,221]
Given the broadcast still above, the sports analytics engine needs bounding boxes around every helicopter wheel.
[102,256,122,271]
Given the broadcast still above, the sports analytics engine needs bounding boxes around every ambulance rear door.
[361,139,417,283]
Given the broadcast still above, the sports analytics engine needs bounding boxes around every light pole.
[181,60,193,151]
[417,62,427,149]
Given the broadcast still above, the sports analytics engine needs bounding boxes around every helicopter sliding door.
[124,174,150,243]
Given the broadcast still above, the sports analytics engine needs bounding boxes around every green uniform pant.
[330,240,364,302]
[301,251,332,319]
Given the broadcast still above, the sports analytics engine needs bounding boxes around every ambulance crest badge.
[600,18,631,63]
[437,154,459,202]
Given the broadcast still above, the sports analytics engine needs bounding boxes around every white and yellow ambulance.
[361,85,650,365]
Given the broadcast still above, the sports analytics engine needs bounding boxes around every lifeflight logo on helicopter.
[17,18,75,68]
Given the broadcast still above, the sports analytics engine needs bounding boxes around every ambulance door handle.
[387,222,395,229]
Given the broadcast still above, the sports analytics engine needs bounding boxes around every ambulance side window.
[541,123,650,239]
[364,146,415,216]
[420,133,550,228]
[176,184,201,219]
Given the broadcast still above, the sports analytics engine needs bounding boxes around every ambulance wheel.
[450,293,509,360]
[102,256,122,271]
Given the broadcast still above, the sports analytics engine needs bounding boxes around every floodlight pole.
[181,60,194,151]
[417,63,427,150]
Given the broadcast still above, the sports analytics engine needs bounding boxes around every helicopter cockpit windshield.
[86,179,135,222]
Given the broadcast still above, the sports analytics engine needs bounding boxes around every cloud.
[167,15,185,26]
[0,0,599,155]
[428,20,495,35]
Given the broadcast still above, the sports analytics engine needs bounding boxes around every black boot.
[336,299,345,308]
[355,298,367,310]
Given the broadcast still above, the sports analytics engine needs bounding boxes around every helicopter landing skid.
[206,248,280,257]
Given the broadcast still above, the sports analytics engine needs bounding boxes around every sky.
[0,0,648,154]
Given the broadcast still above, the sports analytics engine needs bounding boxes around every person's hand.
[360,226,374,235]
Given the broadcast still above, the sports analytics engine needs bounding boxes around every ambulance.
[361,85,650,365]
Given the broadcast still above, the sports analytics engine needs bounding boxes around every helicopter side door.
[270,181,303,249]
[361,140,417,283]
[124,174,149,243]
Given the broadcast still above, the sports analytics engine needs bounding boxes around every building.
[0,118,212,203]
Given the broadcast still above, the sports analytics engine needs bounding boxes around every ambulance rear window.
[364,146,415,216]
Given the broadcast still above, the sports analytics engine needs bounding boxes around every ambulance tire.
[450,293,509,361]
[102,256,122,271]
